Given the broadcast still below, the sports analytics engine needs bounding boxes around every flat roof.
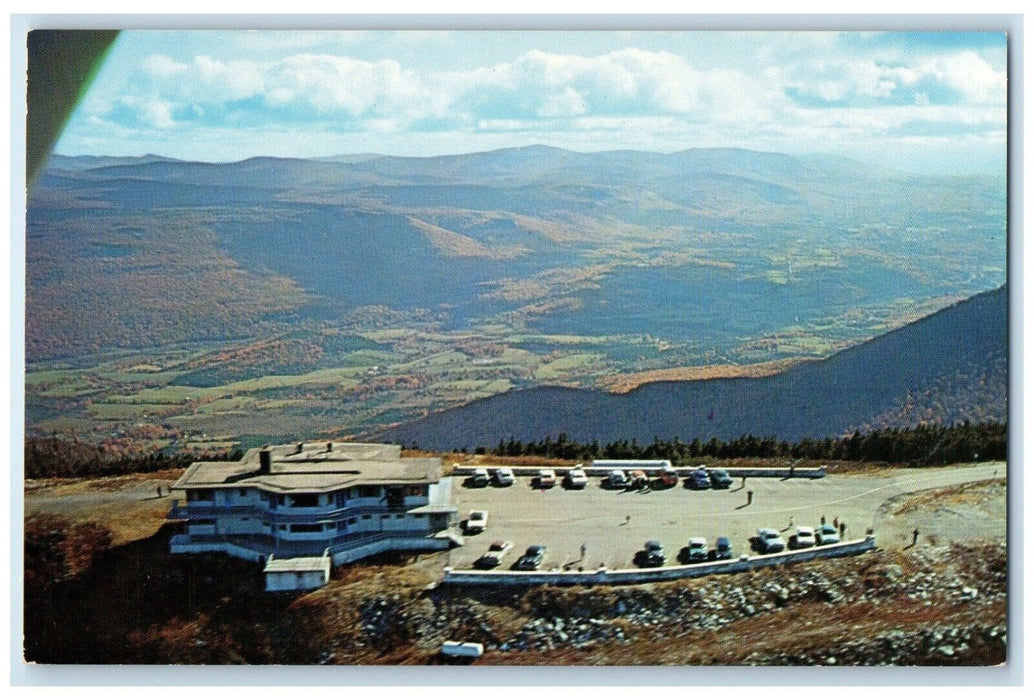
[172,441,441,493]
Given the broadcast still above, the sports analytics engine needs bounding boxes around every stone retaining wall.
[441,535,875,586]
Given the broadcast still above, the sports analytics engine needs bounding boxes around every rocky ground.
[308,539,1005,666]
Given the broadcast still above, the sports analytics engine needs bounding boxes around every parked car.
[465,510,488,533]
[686,537,708,562]
[493,467,515,486]
[708,467,733,488]
[815,523,840,545]
[710,536,734,560]
[607,469,631,488]
[756,527,786,553]
[629,470,649,489]
[789,526,816,549]
[469,468,490,487]
[537,469,557,488]
[476,540,514,568]
[688,467,711,490]
[565,468,588,489]
[642,540,666,567]
[516,544,547,570]
[656,465,680,488]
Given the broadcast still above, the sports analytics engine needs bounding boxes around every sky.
[51,29,1009,175]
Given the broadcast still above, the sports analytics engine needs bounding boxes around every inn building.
[168,441,460,589]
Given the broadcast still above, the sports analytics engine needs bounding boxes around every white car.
[790,526,816,549]
[537,469,557,488]
[493,467,515,486]
[466,509,488,533]
[607,469,630,488]
[470,468,490,487]
[565,468,588,488]
[476,540,513,568]
[756,527,786,554]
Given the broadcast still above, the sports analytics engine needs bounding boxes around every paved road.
[449,462,1006,571]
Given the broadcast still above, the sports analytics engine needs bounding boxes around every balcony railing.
[172,528,437,559]
[170,502,434,525]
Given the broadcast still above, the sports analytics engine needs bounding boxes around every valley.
[25,147,1006,448]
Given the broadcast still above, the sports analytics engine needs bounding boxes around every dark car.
[642,540,666,567]
[710,536,734,560]
[708,468,733,489]
[515,544,547,570]
[686,537,708,562]
[815,523,840,545]
[688,468,711,490]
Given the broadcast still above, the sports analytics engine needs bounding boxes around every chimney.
[259,446,272,474]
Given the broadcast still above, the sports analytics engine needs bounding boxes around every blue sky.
[53,30,1008,174]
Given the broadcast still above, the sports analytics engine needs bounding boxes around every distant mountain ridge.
[29,145,1004,370]
[371,285,1007,449]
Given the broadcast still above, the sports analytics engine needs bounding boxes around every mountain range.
[372,285,1007,449]
[25,146,1006,444]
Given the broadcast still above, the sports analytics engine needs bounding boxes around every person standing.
[747,489,754,506]
[911,528,920,546]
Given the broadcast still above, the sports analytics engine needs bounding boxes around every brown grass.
[600,358,809,394]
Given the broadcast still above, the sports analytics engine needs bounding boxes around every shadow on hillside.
[23,524,299,664]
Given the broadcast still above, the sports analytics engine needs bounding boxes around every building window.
[347,517,358,525]
[362,515,372,520]
[290,494,319,508]
[239,489,248,497]
[396,514,405,519]
[357,486,380,498]
[191,518,215,525]
[289,524,323,533]
[188,489,213,502]
[335,491,346,508]
[413,514,426,519]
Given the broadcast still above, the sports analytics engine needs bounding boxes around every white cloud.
[919,50,1006,104]
[56,32,1007,175]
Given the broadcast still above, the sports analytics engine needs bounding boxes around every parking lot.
[448,462,1004,571]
